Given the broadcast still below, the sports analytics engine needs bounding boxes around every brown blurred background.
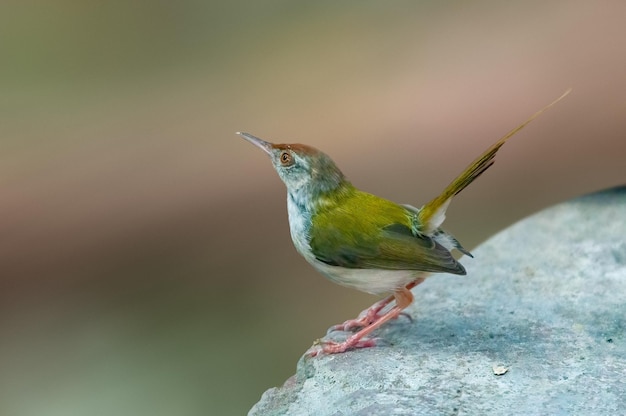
[1,1,625,415]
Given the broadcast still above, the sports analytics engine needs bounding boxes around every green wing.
[309,191,466,275]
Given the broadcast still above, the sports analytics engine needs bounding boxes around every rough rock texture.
[249,187,626,416]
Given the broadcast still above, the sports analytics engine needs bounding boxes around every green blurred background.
[1,1,624,415]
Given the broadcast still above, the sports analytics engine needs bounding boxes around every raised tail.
[417,88,571,234]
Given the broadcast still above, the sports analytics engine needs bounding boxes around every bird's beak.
[237,132,273,156]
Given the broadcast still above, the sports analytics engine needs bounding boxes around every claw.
[306,346,321,358]
[398,312,413,323]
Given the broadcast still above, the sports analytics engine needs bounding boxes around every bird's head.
[238,132,347,200]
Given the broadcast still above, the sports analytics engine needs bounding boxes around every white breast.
[286,194,315,261]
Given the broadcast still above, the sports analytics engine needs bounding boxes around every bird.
[238,89,570,355]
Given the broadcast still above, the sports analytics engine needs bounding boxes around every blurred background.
[1,0,625,415]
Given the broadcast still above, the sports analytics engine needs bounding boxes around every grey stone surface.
[249,187,626,416]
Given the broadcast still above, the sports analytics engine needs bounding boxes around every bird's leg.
[328,278,425,333]
[320,284,416,354]
[328,296,394,332]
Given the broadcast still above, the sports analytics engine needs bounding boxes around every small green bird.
[239,90,569,355]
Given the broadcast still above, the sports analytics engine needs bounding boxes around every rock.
[249,187,626,416]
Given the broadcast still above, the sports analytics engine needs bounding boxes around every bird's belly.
[311,260,425,295]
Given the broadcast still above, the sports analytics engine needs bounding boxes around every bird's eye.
[280,151,293,166]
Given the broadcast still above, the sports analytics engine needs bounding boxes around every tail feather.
[417,88,571,234]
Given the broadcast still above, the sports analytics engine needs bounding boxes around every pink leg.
[320,286,414,354]
[309,278,426,356]
[328,278,424,333]
[328,296,394,332]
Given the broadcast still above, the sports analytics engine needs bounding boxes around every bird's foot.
[310,285,420,357]
[307,337,378,357]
